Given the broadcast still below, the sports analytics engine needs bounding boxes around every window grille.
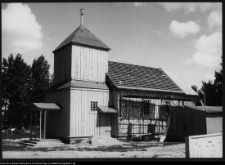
[143,102,150,116]
[159,105,170,119]
[91,101,98,112]
[142,101,155,118]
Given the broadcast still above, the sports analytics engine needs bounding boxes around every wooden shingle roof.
[107,61,184,93]
[53,25,110,53]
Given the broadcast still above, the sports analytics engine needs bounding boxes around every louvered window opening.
[91,101,98,111]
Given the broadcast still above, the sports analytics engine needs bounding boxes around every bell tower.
[52,8,111,85]
[46,10,112,141]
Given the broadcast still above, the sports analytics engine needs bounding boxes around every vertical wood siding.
[70,88,111,137]
[206,114,222,134]
[53,46,71,85]
[71,45,108,83]
[46,89,70,138]
[109,89,120,137]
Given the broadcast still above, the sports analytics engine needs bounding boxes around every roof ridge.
[108,61,160,70]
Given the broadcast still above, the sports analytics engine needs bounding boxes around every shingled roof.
[107,61,184,93]
[53,24,111,53]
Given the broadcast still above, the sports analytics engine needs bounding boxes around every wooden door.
[176,116,185,142]
[99,113,112,136]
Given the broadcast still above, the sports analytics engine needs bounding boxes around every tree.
[201,70,222,106]
[201,56,223,106]
[2,54,52,129]
[191,85,204,105]
[2,54,33,128]
[31,55,51,103]
[213,69,223,105]
[49,73,54,88]
[192,56,223,106]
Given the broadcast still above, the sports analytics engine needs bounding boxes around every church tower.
[46,9,115,143]
[52,9,110,85]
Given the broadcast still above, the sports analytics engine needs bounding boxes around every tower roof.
[53,24,111,53]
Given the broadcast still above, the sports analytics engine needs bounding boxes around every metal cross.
[80,8,83,16]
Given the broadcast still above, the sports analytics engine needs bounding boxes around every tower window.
[91,101,98,112]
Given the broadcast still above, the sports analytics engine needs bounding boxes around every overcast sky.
[2,2,222,89]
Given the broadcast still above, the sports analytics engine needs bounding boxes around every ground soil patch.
[2,131,185,158]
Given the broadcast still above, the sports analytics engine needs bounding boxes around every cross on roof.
[80,8,83,25]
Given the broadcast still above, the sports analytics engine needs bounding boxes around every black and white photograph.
[1,2,223,161]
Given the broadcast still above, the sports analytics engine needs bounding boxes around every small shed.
[166,106,223,142]
[186,106,223,134]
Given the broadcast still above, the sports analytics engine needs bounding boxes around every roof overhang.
[56,80,109,91]
[117,86,185,94]
[98,106,117,113]
[185,105,222,113]
[53,42,110,54]
[32,103,62,111]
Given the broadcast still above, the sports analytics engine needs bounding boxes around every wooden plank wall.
[70,88,111,137]
[119,99,162,136]
[112,89,197,137]
[53,46,71,85]
[206,114,223,134]
[46,89,70,138]
[71,45,108,83]
[110,89,120,137]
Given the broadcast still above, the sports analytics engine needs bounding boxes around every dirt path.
[3,143,185,159]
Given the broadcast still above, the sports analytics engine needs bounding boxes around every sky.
[2,2,222,89]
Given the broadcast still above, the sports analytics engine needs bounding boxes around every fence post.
[185,136,190,158]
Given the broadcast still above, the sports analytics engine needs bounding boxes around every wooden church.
[44,10,199,143]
